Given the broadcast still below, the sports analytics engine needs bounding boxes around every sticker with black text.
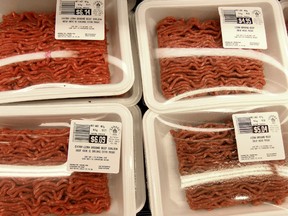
[67,120,122,173]
[232,112,285,162]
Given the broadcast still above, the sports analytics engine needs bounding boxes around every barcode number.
[223,10,237,23]
[73,123,90,142]
[60,0,93,16]
[60,0,76,15]
[237,117,253,134]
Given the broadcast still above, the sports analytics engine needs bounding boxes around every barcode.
[222,10,237,23]
[237,117,253,134]
[73,123,90,142]
[60,0,76,15]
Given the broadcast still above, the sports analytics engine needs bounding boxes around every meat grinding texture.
[171,121,288,210]
[0,128,69,165]
[157,17,265,99]
[0,12,110,91]
[0,172,111,215]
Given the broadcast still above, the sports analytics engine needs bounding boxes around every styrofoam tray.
[143,105,288,216]
[136,0,288,113]
[129,105,146,213]
[0,0,135,104]
[8,12,143,108]
[0,103,136,216]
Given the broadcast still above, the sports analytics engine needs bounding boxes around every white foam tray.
[0,0,135,103]
[143,104,288,216]
[0,103,137,216]
[129,105,146,213]
[6,12,142,108]
[136,0,288,113]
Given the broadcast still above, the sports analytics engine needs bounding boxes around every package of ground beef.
[0,104,137,216]
[0,0,135,103]
[136,0,288,113]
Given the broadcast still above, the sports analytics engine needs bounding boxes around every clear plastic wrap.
[0,125,70,166]
[0,10,111,89]
[169,120,288,210]
[156,17,267,99]
[0,172,110,215]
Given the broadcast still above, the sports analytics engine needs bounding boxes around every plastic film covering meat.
[0,12,110,91]
[157,17,265,99]
[0,172,110,215]
[170,121,288,210]
[0,127,69,165]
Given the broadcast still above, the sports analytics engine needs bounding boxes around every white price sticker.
[55,0,105,40]
[67,120,122,173]
[232,112,285,163]
[218,7,267,49]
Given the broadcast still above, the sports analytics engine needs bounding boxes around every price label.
[55,0,105,40]
[237,17,253,25]
[218,7,267,49]
[232,112,285,163]
[67,120,122,173]
[89,135,107,144]
[75,8,92,16]
[252,125,269,134]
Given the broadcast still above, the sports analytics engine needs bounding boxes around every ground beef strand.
[0,12,110,91]
[157,17,265,98]
[0,128,69,165]
[170,122,237,175]
[0,172,110,215]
